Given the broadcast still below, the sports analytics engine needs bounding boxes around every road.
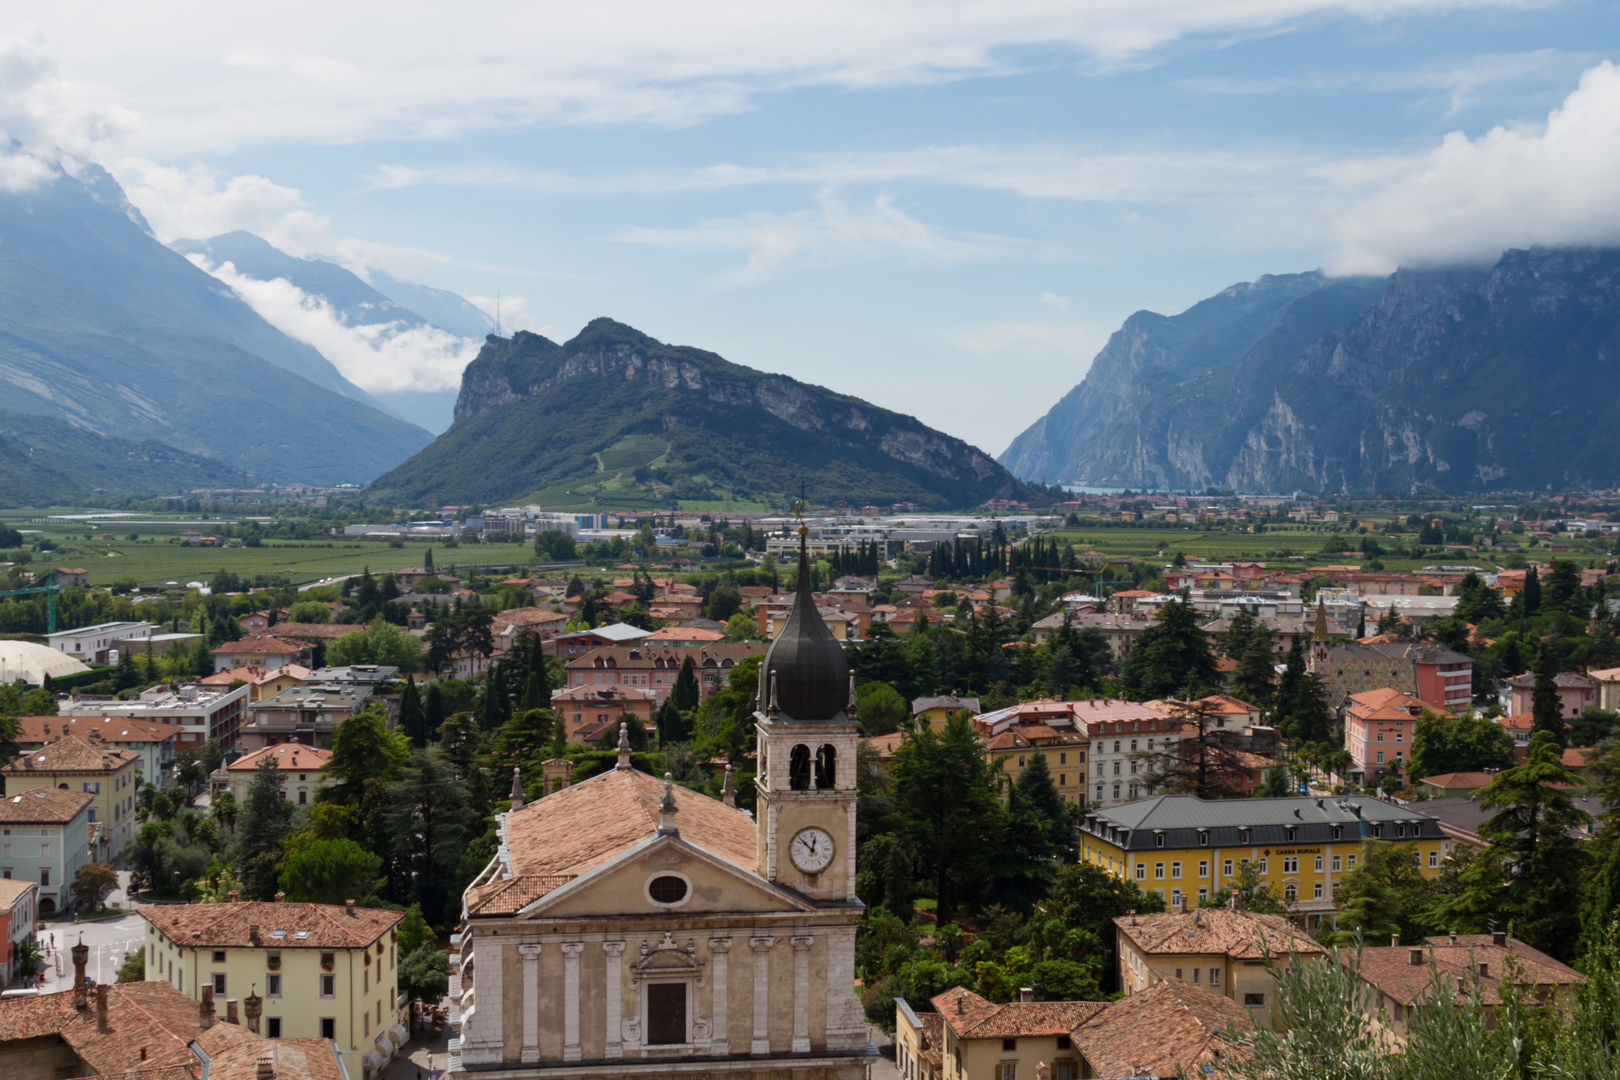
[36,912,145,990]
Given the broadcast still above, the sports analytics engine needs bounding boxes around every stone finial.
[615,723,632,770]
[722,764,737,809]
[767,670,780,717]
[847,672,859,720]
[657,773,680,837]
[509,767,524,811]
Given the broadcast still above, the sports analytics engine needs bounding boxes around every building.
[975,699,1180,809]
[1310,636,1472,712]
[0,641,90,685]
[983,722,1088,805]
[0,878,39,983]
[141,899,406,1078]
[1080,795,1451,931]
[201,665,316,703]
[1351,933,1583,1030]
[910,695,981,731]
[550,685,659,743]
[448,529,872,1080]
[241,686,374,750]
[13,714,184,789]
[216,743,334,806]
[0,788,94,915]
[1504,671,1598,718]
[1417,771,1496,797]
[1418,794,1604,848]
[548,624,653,657]
[212,636,315,674]
[1,735,141,862]
[1341,687,1428,783]
[69,683,249,750]
[0,977,347,1080]
[1113,906,1325,1030]
[46,621,155,665]
[52,568,89,587]
[563,643,769,706]
[492,609,571,654]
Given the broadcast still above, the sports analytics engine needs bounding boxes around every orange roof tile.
[1,734,139,775]
[226,744,332,772]
[14,714,187,743]
[1071,980,1252,1077]
[1115,909,1323,960]
[140,901,400,949]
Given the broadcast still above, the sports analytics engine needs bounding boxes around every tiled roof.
[931,986,1105,1039]
[140,901,401,949]
[643,626,725,642]
[14,714,187,743]
[265,623,360,641]
[1071,979,1252,1077]
[1497,712,1534,730]
[551,684,659,703]
[1420,771,1494,788]
[2,734,139,775]
[562,643,766,670]
[0,787,93,823]
[1354,935,1582,1006]
[207,1038,346,1080]
[225,744,333,772]
[911,695,981,715]
[212,635,308,656]
[1505,670,1598,689]
[201,665,314,687]
[493,608,569,630]
[1115,909,1324,960]
[467,767,758,916]
[1346,687,1429,719]
[0,878,36,909]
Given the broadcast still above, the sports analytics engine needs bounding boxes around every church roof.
[467,767,758,916]
[758,528,851,723]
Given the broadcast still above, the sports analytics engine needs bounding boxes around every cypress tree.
[1523,565,1542,615]
[1530,645,1567,748]
[399,674,427,747]
[422,683,447,741]
[1014,749,1073,857]
[672,656,700,712]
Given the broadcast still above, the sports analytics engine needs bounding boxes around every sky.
[0,1,1618,451]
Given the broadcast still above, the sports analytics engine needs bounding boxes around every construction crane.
[0,580,60,633]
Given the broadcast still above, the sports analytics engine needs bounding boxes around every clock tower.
[754,523,861,903]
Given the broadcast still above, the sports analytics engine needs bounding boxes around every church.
[449,524,874,1079]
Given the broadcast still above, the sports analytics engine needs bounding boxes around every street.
[34,912,145,990]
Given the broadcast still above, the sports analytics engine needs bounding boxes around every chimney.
[1479,962,1489,978]
[1449,934,1457,946]
[94,985,109,1033]
[256,1057,275,1080]
[1492,931,1507,947]
[244,987,263,1035]
[71,936,89,1010]
[228,890,240,903]
[1019,987,1034,1004]
[346,899,356,916]
[1391,933,1400,948]
[227,998,239,1024]
[248,924,260,946]
[721,765,737,809]
[199,986,216,1030]
[274,891,285,903]
[1409,949,1424,966]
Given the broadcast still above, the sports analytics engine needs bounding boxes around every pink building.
[1343,687,1427,781]
[0,878,39,983]
[1506,671,1598,719]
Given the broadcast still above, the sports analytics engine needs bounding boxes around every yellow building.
[140,900,405,1080]
[984,726,1088,805]
[1080,795,1451,932]
[1,733,141,866]
[910,696,980,733]
[1113,906,1325,1030]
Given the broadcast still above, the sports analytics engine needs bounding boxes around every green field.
[1047,526,1512,574]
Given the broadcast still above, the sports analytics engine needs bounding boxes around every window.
[646,983,687,1045]
[1130,740,1137,751]
[1059,753,1066,765]
[1376,733,1385,742]
[1056,1036,1071,1050]
[87,809,97,823]
[648,874,690,906]
[364,969,369,991]
[1314,882,1324,899]
[212,951,226,963]
[1058,773,1065,786]
[83,782,100,794]
[1315,856,1324,872]
[1170,861,1182,878]
[1198,887,1209,902]
[1283,884,1297,901]
[1376,751,1385,764]
[1135,864,1146,881]
[1018,756,1026,767]
[1113,762,1120,775]
[1198,831,1209,846]
[1171,889,1182,908]
[1053,1062,1077,1080]
[1155,863,1165,879]
[267,1018,281,1038]
[1113,784,1120,799]
[320,1018,335,1040]
[1258,858,1268,873]
[39,869,48,886]
[1002,1039,1017,1052]
[320,975,335,997]
[212,973,226,995]
[1347,855,1357,869]
[1223,859,1234,876]
[1283,857,1298,874]
[1210,968,1221,987]
[1198,861,1209,878]
[1193,967,1200,984]
[1113,741,1120,753]
[1333,854,1342,872]
[996,1064,1018,1080]
[267,974,281,997]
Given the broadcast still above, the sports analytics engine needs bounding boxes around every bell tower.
[754,522,861,903]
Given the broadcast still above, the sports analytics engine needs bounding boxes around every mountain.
[1000,247,1620,493]
[367,318,1039,510]
[170,231,489,433]
[0,164,431,485]
[0,412,254,506]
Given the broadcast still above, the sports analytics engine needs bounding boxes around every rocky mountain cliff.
[369,318,1039,509]
[1000,247,1620,492]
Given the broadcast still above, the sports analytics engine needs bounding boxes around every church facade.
[449,527,873,1079]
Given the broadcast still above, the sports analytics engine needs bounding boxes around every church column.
[749,936,775,1055]
[602,942,625,1059]
[790,936,814,1053]
[708,936,733,1056]
[518,945,542,1064]
[766,803,780,882]
[561,942,585,1062]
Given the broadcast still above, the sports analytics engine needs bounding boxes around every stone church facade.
[449,527,873,1079]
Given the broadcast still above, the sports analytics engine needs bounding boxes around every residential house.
[2,735,141,863]
[13,714,183,789]
[216,743,333,807]
[562,643,768,705]
[0,879,38,983]
[239,610,275,634]
[1495,711,1535,747]
[52,568,89,588]
[1589,667,1620,711]
[1504,670,1598,718]
[241,685,373,750]
[66,683,248,750]
[46,621,155,665]
[1419,794,1603,848]
[641,626,726,647]
[1081,795,1451,932]
[141,900,406,1077]
[1113,906,1325,1030]
[389,567,455,592]
[201,665,316,703]
[1056,611,1157,661]
[549,684,659,743]
[1351,934,1583,1031]
[1418,771,1496,798]
[910,695,981,732]
[983,722,1089,805]
[547,624,653,657]
[1342,687,1428,783]
[0,787,94,915]
[211,636,315,674]
[491,608,570,654]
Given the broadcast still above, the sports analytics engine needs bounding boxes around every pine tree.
[424,547,434,572]
[1014,749,1074,857]
[236,757,295,899]
[422,683,447,742]
[892,712,1006,922]
[1531,645,1567,748]
[399,674,427,747]
[906,622,941,700]
[1119,594,1217,699]
[1523,565,1542,615]
[672,656,700,712]
[1222,608,1257,659]
[1232,632,1277,704]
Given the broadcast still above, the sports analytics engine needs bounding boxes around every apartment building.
[66,682,248,750]
[13,714,184,789]
[0,787,93,915]
[1,734,141,862]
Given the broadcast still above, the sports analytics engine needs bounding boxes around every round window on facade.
[646,873,690,907]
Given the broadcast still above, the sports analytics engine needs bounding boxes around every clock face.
[789,827,836,874]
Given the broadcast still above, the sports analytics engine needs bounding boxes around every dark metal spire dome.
[759,524,851,723]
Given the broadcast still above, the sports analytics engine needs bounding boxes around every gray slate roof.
[1083,794,1445,851]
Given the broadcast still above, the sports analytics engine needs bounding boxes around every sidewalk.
[378,1019,451,1080]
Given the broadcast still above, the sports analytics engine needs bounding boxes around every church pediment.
[515,833,817,919]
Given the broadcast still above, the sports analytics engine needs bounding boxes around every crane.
[0,580,60,633]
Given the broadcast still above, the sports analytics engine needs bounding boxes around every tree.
[398,674,427,747]
[398,946,450,1005]
[1522,564,1542,615]
[1327,841,1430,946]
[385,749,472,920]
[1120,595,1218,699]
[1232,631,1277,704]
[854,681,908,737]
[1013,750,1074,857]
[323,705,405,803]
[1530,646,1567,748]
[1222,607,1258,659]
[1041,862,1163,992]
[891,712,1006,921]
[1204,858,1292,915]
[397,903,433,957]
[671,656,700,712]
[855,832,916,920]
[423,682,448,742]
[1408,711,1515,781]
[115,949,145,983]
[705,585,742,623]
[326,619,423,672]
[236,756,295,899]
[1258,765,1293,798]
[906,623,942,698]
[1139,698,1256,800]
[71,863,119,910]
[278,839,385,905]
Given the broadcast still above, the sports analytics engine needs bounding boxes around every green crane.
[0,580,60,633]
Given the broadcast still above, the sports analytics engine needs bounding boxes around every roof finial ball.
[615,722,632,770]
[657,772,680,837]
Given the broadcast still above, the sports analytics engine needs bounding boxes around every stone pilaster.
[708,936,733,1056]
[518,944,542,1064]
[602,941,625,1059]
[560,942,585,1062]
[749,936,775,1055]
[790,936,814,1053]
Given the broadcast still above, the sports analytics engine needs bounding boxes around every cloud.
[1327,61,1620,275]
[942,320,1105,359]
[611,191,1059,285]
[462,294,554,338]
[1041,292,1072,310]
[0,35,136,190]
[18,1,1528,153]
[187,255,482,393]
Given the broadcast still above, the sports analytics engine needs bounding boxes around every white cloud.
[462,294,554,338]
[1041,292,1073,309]
[15,1,1529,153]
[187,255,482,393]
[0,35,135,190]
[611,191,1060,285]
[1328,61,1620,275]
